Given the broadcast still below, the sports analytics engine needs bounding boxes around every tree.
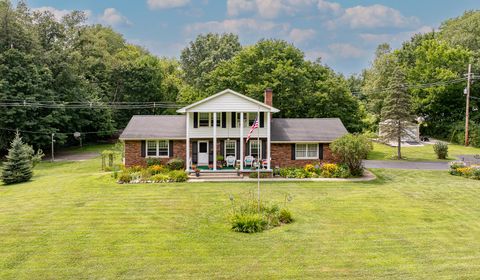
[1,132,40,184]
[380,66,412,159]
[180,33,241,89]
[330,134,373,176]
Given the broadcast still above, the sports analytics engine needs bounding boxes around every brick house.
[119,89,347,172]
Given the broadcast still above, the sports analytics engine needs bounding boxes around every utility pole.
[51,133,55,162]
[465,64,472,146]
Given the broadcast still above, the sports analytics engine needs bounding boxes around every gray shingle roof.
[119,115,186,140]
[271,118,348,142]
[120,115,348,142]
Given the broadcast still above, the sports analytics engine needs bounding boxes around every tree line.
[1,0,480,151]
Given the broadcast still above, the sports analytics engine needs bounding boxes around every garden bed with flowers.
[113,158,188,184]
[449,161,480,180]
[276,163,353,179]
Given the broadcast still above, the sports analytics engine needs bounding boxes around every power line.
[0,127,121,135]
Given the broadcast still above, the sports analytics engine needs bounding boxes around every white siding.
[186,91,271,112]
[188,112,268,138]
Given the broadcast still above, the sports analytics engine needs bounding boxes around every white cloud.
[33,6,92,21]
[99,8,132,26]
[226,0,317,19]
[328,43,365,58]
[147,0,190,10]
[329,4,419,29]
[359,25,433,45]
[289,28,316,44]
[185,18,289,35]
[317,0,341,15]
[227,0,256,16]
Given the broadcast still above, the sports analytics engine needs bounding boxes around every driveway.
[364,160,449,170]
[44,152,100,162]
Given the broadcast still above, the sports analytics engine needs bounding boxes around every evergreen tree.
[380,66,412,159]
[2,132,34,184]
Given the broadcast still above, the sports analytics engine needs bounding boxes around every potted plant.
[235,166,240,176]
[195,168,201,177]
[217,154,224,169]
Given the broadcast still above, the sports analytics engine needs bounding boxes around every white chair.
[244,155,254,168]
[226,155,236,167]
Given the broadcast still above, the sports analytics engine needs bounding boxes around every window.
[199,113,209,127]
[216,112,221,127]
[225,140,236,157]
[295,143,318,159]
[146,140,169,157]
[250,140,261,159]
[248,113,258,126]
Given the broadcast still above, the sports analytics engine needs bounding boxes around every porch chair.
[244,155,254,168]
[226,155,236,167]
[261,159,269,169]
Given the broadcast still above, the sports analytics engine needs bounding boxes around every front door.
[198,141,209,166]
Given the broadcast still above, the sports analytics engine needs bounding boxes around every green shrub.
[168,170,188,182]
[146,158,163,167]
[433,141,448,159]
[470,168,480,180]
[231,213,266,233]
[330,134,373,176]
[449,161,465,176]
[151,173,171,183]
[279,209,293,224]
[167,158,185,170]
[333,163,351,178]
[249,172,270,178]
[140,169,152,180]
[118,172,132,183]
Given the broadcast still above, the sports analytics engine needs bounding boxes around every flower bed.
[449,161,480,180]
[277,163,352,179]
[115,158,188,183]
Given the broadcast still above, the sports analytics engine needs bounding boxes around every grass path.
[368,142,480,162]
[1,156,480,279]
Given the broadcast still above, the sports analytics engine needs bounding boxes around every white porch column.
[186,112,190,171]
[213,112,217,171]
[267,111,271,170]
[240,112,244,171]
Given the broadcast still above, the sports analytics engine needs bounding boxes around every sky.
[22,0,480,75]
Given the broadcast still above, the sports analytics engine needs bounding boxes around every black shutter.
[192,141,197,164]
[222,112,226,128]
[261,140,266,159]
[231,112,236,128]
[236,139,240,160]
[291,144,296,160]
[246,141,250,156]
[319,143,324,160]
[193,112,198,128]
[209,140,213,164]
[220,140,225,157]
[169,140,173,158]
[260,112,265,128]
[141,140,146,157]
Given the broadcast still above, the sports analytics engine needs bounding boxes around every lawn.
[368,142,480,162]
[1,156,480,279]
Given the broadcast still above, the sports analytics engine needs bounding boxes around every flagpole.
[257,106,260,211]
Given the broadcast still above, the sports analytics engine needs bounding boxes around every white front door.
[198,141,209,166]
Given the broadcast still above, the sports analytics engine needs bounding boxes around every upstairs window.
[199,113,210,127]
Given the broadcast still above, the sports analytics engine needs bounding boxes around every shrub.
[1,132,41,185]
[449,161,466,176]
[149,164,165,174]
[118,172,132,183]
[333,163,351,178]
[167,158,185,170]
[457,167,473,177]
[231,213,266,233]
[304,164,315,173]
[146,158,163,167]
[470,168,480,180]
[168,170,188,182]
[433,141,448,159]
[249,172,270,178]
[321,163,338,178]
[279,209,293,224]
[140,169,152,180]
[330,134,373,176]
[151,173,171,183]
[129,165,143,172]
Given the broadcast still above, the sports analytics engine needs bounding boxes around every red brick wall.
[271,143,334,168]
[124,140,186,167]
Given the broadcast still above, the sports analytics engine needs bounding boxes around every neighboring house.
[119,89,348,172]
[378,120,421,146]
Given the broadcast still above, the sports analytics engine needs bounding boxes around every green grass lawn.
[368,142,480,162]
[2,156,480,279]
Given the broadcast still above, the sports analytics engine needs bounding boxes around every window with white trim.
[248,112,258,126]
[199,113,210,127]
[250,140,261,159]
[146,140,169,157]
[216,112,222,127]
[225,140,236,157]
[295,143,318,159]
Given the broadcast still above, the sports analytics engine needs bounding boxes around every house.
[119,89,348,172]
[378,119,421,146]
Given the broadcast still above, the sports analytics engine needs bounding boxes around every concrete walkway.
[364,160,449,170]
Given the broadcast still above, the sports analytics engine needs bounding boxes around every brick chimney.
[264,88,273,107]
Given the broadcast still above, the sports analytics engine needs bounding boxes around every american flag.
[246,117,259,143]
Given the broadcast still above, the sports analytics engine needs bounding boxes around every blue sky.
[23,0,480,75]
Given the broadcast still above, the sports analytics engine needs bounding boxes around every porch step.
[188,172,243,180]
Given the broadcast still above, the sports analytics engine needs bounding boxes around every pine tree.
[2,132,33,184]
[380,66,412,159]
